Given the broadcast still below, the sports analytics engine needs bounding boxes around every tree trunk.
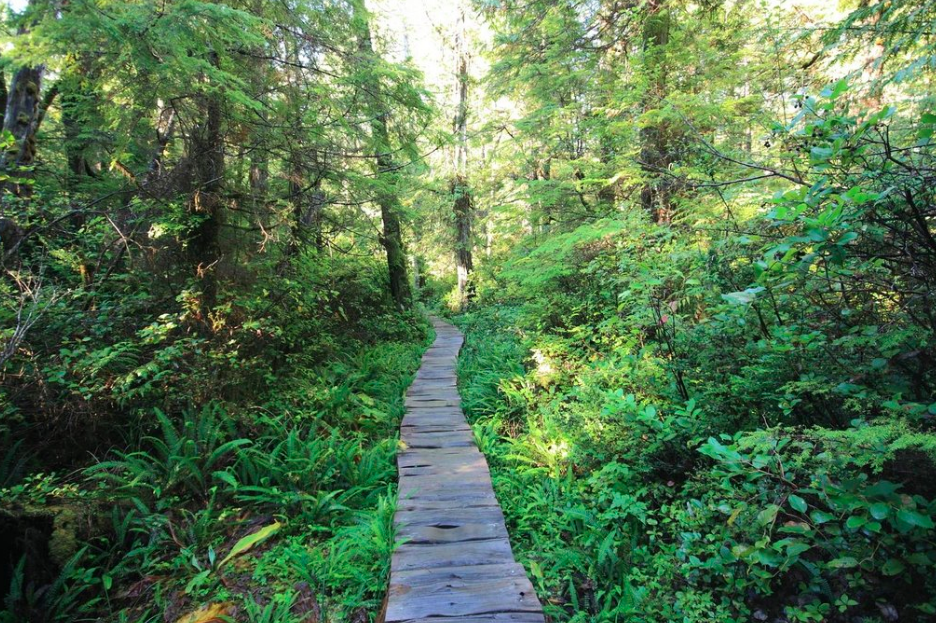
[146,104,176,186]
[0,1,57,200]
[0,65,8,129]
[61,60,99,181]
[452,2,473,308]
[858,0,885,110]
[453,176,473,304]
[377,182,411,308]
[1,65,45,198]
[356,3,412,309]
[303,178,325,251]
[249,157,268,212]
[639,0,673,224]
[411,254,421,292]
[188,55,224,317]
[287,162,324,253]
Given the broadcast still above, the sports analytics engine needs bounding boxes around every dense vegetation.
[1,0,934,621]
[0,0,431,620]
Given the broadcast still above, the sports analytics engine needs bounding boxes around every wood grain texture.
[386,563,542,621]
[386,317,543,623]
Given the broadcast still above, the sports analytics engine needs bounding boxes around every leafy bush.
[455,87,936,622]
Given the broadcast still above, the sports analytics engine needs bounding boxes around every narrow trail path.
[385,317,544,623]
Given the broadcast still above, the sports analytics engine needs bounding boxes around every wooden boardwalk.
[385,317,544,623]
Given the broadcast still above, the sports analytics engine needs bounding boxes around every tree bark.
[0,1,57,200]
[0,65,8,129]
[453,176,473,304]
[377,178,411,309]
[1,65,46,198]
[356,2,412,309]
[187,53,224,317]
[639,0,673,224]
[288,156,325,253]
[452,2,474,308]
[146,104,176,186]
[61,59,99,181]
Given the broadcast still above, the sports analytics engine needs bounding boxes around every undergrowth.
[1,251,431,622]
[455,90,936,622]
[458,305,936,623]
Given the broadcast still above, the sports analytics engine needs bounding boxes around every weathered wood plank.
[407,386,462,394]
[398,460,490,478]
[399,463,490,478]
[396,498,501,512]
[402,409,465,418]
[392,539,515,571]
[412,380,457,387]
[398,481,495,501]
[404,399,462,409]
[402,424,473,433]
[406,393,462,401]
[401,431,476,447]
[401,422,472,430]
[397,449,483,467]
[401,407,465,416]
[385,563,540,621]
[397,521,508,544]
[402,438,476,449]
[395,505,506,527]
[400,423,470,434]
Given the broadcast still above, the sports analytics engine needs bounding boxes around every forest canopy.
[0,0,935,621]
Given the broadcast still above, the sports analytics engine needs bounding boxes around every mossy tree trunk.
[1,65,46,198]
[0,1,59,200]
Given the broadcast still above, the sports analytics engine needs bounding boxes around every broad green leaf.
[828,556,858,568]
[757,504,780,527]
[811,510,835,524]
[722,287,765,305]
[788,494,807,513]
[896,509,935,529]
[754,548,783,567]
[869,502,889,520]
[882,558,906,576]
[821,79,849,100]
[219,522,283,568]
[785,541,811,557]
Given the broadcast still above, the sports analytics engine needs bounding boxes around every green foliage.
[2,328,426,621]
[4,0,936,620]
[0,549,98,623]
[2,253,428,622]
[455,72,936,620]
